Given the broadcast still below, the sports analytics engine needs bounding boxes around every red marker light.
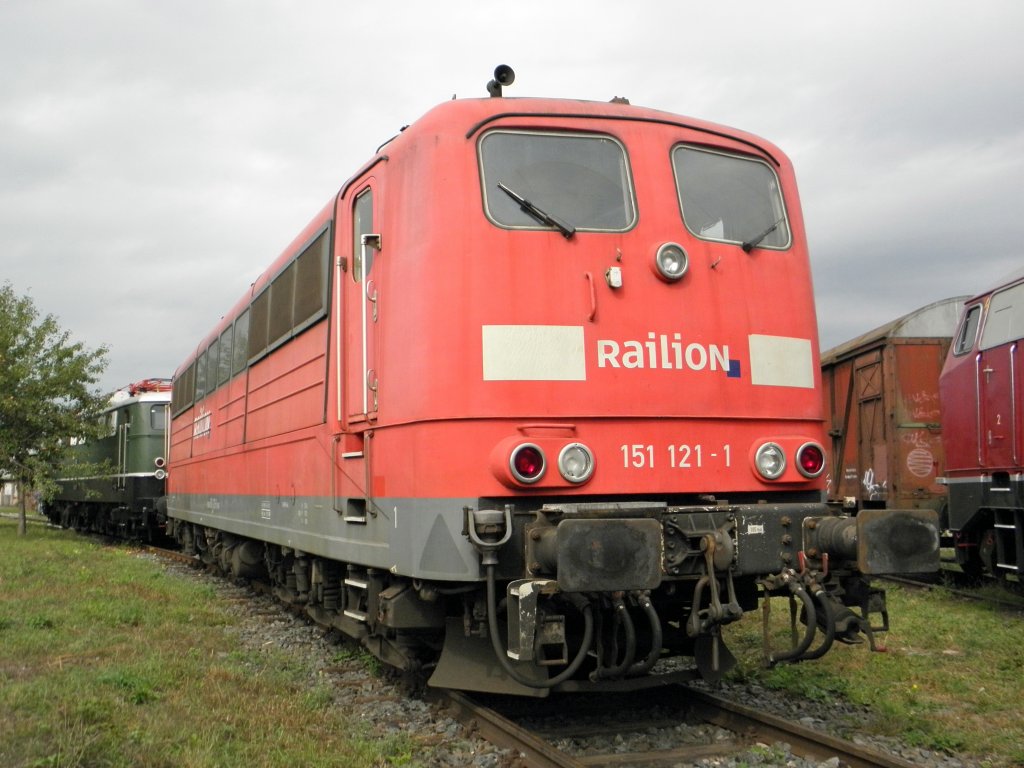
[510,444,545,484]
[796,443,825,478]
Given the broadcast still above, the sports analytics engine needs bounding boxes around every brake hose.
[485,564,594,689]
[767,580,817,664]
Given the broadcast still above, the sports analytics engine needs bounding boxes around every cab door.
[116,409,129,492]
[344,184,381,424]
[977,282,1024,469]
[335,183,380,524]
[979,344,1017,469]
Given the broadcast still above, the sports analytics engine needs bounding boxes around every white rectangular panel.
[482,325,586,381]
[748,334,814,388]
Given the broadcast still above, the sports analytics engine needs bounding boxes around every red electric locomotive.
[940,269,1024,581]
[166,67,939,695]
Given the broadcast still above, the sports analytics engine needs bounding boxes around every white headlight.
[558,443,595,483]
[755,442,786,480]
[655,242,689,282]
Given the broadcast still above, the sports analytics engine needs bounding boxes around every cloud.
[1,1,1022,390]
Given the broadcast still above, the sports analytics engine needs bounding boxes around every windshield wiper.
[741,216,786,253]
[496,183,576,239]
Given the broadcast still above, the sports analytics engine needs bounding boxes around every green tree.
[0,282,109,535]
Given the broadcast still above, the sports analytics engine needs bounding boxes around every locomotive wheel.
[956,528,1016,585]
[982,530,1021,588]
[977,529,998,579]
[955,531,987,583]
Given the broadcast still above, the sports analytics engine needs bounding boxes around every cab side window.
[352,190,374,281]
[953,305,982,356]
[151,404,167,431]
[979,282,1024,351]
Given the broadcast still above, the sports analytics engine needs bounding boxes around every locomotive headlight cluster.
[653,242,689,282]
[753,440,826,481]
[497,439,597,487]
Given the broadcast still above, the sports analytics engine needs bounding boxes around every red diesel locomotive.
[940,269,1024,581]
[166,68,939,695]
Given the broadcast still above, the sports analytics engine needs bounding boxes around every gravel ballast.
[158,558,989,768]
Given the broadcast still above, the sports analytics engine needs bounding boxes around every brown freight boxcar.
[821,297,967,515]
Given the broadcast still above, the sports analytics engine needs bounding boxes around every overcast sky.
[2,1,1022,393]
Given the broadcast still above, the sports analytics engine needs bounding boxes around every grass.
[4,509,1023,766]
[722,577,1024,766]
[0,516,418,768]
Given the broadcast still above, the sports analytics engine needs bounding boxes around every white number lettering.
[621,444,654,468]
[623,443,731,469]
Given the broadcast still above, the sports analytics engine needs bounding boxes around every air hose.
[627,593,663,676]
[591,596,636,680]
[485,564,594,689]
[798,587,837,661]
[766,580,817,664]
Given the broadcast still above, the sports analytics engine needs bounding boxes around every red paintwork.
[168,97,824,509]
[941,273,1024,479]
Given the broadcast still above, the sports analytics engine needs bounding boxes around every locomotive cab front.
[397,81,940,693]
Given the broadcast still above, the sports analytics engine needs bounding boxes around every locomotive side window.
[953,304,982,356]
[206,337,220,394]
[171,362,194,415]
[248,289,270,361]
[979,281,1024,350]
[150,404,167,431]
[195,350,208,401]
[294,229,329,329]
[217,327,232,385]
[673,146,790,250]
[232,310,249,375]
[268,261,296,347]
[352,190,374,281]
[244,225,331,366]
[479,131,635,233]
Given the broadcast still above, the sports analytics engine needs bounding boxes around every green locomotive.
[42,379,171,541]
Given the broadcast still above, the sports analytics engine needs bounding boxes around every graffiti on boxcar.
[862,468,886,500]
[906,389,941,422]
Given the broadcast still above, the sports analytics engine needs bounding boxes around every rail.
[435,686,925,768]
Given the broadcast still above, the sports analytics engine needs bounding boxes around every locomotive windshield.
[673,146,790,250]
[979,281,1024,350]
[479,131,636,233]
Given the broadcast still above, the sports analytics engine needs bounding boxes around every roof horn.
[487,65,515,97]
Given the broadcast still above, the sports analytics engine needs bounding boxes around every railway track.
[437,686,924,768]
[881,572,1024,611]
[139,543,203,567]
[138,542,948,767]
